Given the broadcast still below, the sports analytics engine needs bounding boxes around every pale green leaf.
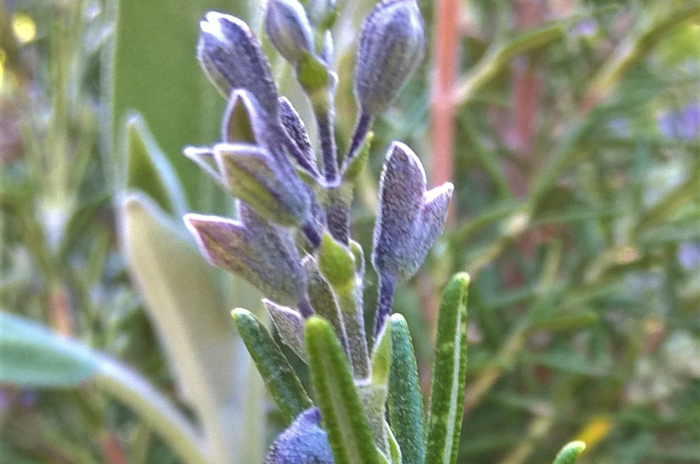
[305,316,384,464]
[425,273,470,464]
[0,311,97,387]
[551,441,586,464]
[388,314,425,464]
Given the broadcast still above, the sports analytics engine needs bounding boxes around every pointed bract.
[279,97,315,170]
[185,203,307,305]
[222,90,259,143]
[264,299,308,361]
[214,143,312,226]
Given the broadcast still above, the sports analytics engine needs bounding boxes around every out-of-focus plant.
[399,0,700,462]
[1,0,698,463]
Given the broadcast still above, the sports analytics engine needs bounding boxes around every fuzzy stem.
[374,273,396,338]
[316,103,339,184]
[325,188,351,244]
[345,112,373,168]
[298,297,314,319]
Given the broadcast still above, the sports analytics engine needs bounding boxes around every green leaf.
[425,273,470,464]
[0,314,209,464]
[343,131,373,182]
[112,0,246,207]
[551,441,586,464]
[371,322,392,386]
[386,426,402,464]
[318,232,357,291]
[305,316,384,464]
[119,192,241,464]
[388,314,425,464]
[0,311,97,387]
[126,114,188,216]
[232,308,312,423]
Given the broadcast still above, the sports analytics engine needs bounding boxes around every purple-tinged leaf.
[185,203,306,305]
[264,299,308,361]
[214,143,311,227]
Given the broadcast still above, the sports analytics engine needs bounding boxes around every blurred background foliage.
[1,0,699,463]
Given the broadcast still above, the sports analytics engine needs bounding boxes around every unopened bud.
[354,0,425,115]
[214,143,311,227]
[371,142,452,281]
[198,12,280,115]
[265,0,314,64]
[309,0,338,29]
[185,202,307,306]
[265,408,334,464]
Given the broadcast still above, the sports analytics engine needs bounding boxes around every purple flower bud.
[214,143,312,226]
[265,0,314,64]
[309,0,338,29]
[658,102,700,141]
[354,0,425,116]
[198,12,280,116]
[265,408,334,464]
[372,142,453,281]
[185,202,307,305]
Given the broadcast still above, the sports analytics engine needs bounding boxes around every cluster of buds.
[184,0,452,461]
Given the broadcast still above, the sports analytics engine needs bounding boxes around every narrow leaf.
[126,114,188,216]
[425,273,470,464]
[119,192,241,464]
[305,316,384,464]
[232,308,312,423]
[112,0,242,204]
[551,441,586,464]
[388,314,425,464]
[0,311,97,387]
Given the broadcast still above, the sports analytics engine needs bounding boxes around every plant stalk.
[92,355,209,464]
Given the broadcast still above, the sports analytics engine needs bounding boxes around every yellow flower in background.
[13,13,37,44]
[575,416,613,452]
[0,49,5,90]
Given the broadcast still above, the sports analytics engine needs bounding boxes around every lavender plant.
[182,1,585,463]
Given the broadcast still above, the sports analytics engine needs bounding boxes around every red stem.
[430,0,460,223]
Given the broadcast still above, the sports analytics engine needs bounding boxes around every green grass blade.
[425,273,470,464]
[551,441,586,464]
[126,114,188,217]
[232,308,312,423]
[305,316,384,464]
[387,314,425,464]
[112,0,247,209]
